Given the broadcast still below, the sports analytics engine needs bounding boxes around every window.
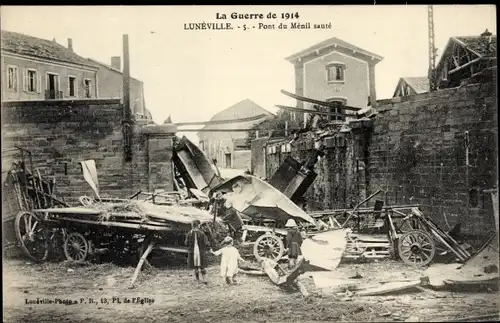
[225,153,232,168]
[45,73,60,99]
[7,66,18,90]
[84,79,92,98]
[326,98,347,122]
[326,63,345,82]
[27,69,38,92]
[68,76,76,97]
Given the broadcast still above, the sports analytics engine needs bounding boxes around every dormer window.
[326,62,345,83]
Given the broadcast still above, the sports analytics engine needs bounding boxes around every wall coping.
[142,124,178,136]
[376,81,492,111]
[1,98,122,107]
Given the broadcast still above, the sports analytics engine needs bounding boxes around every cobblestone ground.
[3,257,499,323]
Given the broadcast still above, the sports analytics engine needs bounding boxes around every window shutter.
[22,69,28,91]
[15,68,19,91]
[37,72,42,93]
[67,77,70,96]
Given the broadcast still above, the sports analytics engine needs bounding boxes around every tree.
[245,110,301,146]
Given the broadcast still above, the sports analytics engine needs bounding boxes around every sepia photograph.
[1,5,498,323]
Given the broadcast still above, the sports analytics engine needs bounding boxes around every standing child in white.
[210,236,245,284]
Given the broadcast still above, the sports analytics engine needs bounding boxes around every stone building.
[284,36,383,125]
[197,99,273,171]
[2,30,149,118]
[1,30,98,101]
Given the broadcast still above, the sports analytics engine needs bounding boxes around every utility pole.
[428,5,438,92]
[122,34,132,161]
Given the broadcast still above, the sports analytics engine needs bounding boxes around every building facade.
[197,99,273,171]
[435,30,497,90]
[393,77,429,98]
[88,56,147,116]
[2,30,149,119]
[284,37,383,125]
[1,31,99,101]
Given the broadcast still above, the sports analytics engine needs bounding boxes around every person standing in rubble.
[285,219,303,269]
[221,200,244,244]
[185,219,210,285]
[210,236,246,285]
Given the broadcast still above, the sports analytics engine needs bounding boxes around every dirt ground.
[3,255,499,323]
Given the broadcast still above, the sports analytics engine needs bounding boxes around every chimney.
[67,38,73,51]
[111,56,121,71]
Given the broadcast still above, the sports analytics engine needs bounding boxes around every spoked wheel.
[253,233,284,262]
[48,228,68,262]
[79,196,94,207]
[64,232,89,261]
[15,211,49,262]
[398,229,435,267]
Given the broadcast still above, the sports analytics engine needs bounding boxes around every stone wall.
[369,82,497,239]
[255,80,497,241]
[2,99,175,204]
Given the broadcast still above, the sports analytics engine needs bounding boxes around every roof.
[87,58,142,82]
[198,99,273,136]
[400,77,429,94]
[1,30,98,69]
[285,36,383,62]
[435,33,497,80]
[452,35,497,57]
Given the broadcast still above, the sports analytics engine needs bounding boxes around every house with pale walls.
[284,37,383,125]
[197,99,273,172]
[87,57,149,117]
[1,30,98,101]
[1,30,150,118]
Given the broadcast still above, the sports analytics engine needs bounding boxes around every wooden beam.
[281,90,360,111]
[174,113,268,126]
[448,57,482,75]
[275,104,350,117]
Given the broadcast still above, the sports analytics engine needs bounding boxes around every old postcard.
[1,5,498,323]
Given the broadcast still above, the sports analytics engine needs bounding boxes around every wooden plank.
[355,280,421,296]
[280,90,361,111]
[129,240,155,289]
[174,113,268,126]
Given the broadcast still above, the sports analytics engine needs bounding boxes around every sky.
[1,5,496,143]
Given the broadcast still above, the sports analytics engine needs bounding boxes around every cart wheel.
[398,229,435,267]
[253,233,284,262]
[48,228,67,262]
[79,196,94,207]
[64,232,89,261]
[15,211,49,262]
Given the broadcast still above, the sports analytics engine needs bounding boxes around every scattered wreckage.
[3,130,498,293]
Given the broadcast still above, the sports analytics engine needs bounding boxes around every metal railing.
[45,90,64,100]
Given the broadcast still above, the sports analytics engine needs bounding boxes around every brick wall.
[369,82,497,239]
[256,80,497,242]
[1,99,152,204]
[251,138,267,178]
[232,150,251,170]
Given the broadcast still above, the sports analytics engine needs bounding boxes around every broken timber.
[129,239,155,289]
[281,89,360,111]
[261,257,310,297]
[274,105,350,118]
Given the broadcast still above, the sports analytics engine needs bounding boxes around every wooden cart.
[23,201,225,287]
